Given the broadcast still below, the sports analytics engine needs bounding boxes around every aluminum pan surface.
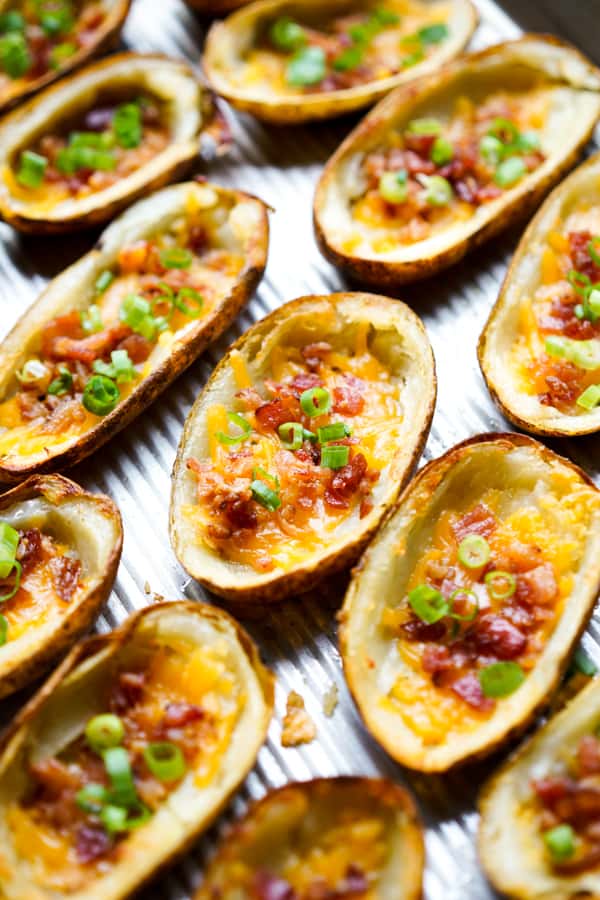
[0,1,598,898]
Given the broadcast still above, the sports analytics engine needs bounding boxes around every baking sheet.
[1,1,599,897]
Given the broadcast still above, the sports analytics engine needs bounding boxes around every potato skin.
[185,0,253,12]
[478,150,600,438]
[170,291,436,612]
[0,0,132,115]
[0,183,269,483]
[314,35,600,287]
[203,0,478,125]
[0,600,274,898]
[0,473,122,699]
[0,53,230,235]
[340,432,600,772]
[195,776,424,899]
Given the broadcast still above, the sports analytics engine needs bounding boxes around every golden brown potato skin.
[184,0,253,12]
[0,0,132,114]
[195,776,424,900]
[0,473,122,699]
[0,183,269,483]
[314,35,600,287]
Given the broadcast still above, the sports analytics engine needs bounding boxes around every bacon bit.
[454,177,478,204]
[471,614,527,660]
[404,132,437,156]
[474,183,503,204]
[253,872,296,900]
[422,644,452,674]
[450,672,494,711]
[339,864,369,894]
[569,231,600,281]
[49,555,81,603]
[222,495,258,531]
[281,691,316,747]
[325,453,368,509]
[76,825,113,865]
[403,150,436,176]
[116,333,152,364]
[578,736,600,776]
[537,296,598,341]
[301,342,332,370]
[289,371,323,394]
[109,671,146,713]
[29,758,81,796]
[515,563,558,607]
[118,240,150,274]
[533,776,571,805]
[333,374,365,416]
[539,360,582,411]
[359,498,373,518]
[256,397,301,432]
[47,323,132,365]
[453,503,497,542]
[16,528,43,574]
[187,225,208,256]
[40,312,84,355]
[83,107,114,132]
[401,619,446,642]
[162,703,204,729]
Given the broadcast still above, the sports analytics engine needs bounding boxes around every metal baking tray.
[1,1,598,897]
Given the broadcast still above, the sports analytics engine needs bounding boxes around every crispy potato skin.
[0,600,274,896]
[0,473,122,699]
[203,0,478,125]
[0,183,269,483]
[314,35,600,287]
[185,0,253,11]
[478,150,600,438]
[170,291,436,611]
[195,776,425,899]
[0,53,230,235]
[340,432,600,772]
[0,0,132,115]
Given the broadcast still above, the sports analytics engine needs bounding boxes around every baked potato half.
[0,600,274,899]
[195,776,424,899]
[203,0,477,125]
[0,473,122,699]
[0,1,131,115]
[0,53,229,234]
[170,292,436,607]
[340,433,600,772]
[479,675,600,899]
[314,36,600,287]
[0,180,269,482]
[479,150,600,437]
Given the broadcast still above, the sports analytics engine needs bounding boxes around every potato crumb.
[281,690,316,747]
[143,581,151,595]
[323,682,339,717]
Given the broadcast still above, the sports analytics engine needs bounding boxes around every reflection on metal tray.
[0,1,598,898]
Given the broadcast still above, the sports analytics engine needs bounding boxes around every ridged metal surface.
[0,1,598,898]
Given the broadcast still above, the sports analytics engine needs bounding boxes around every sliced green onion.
[39,0,73,37]
[159,247,192,270]
[250,479,281,511]
[119,294,161,341]
[100,802,150,834]
[484,570,516,600]
[70,131,115,150]
[47,364,73,396]
[408,583,449,624]
[56,145,116,174]
[113,102,143,149]
[269,16,306,52]
[174,287,203,318]
[478,661,525,698]
[0,31,31,78]
[379,169,408,204]
[0,522,19,580]
[0,12,25,32]
[402,49,424,67]
[372,8,400,26]
[585,289,600,322]
[577,384,600,411]
[50,41,77,68]
[417,22,448,44]
[300,386,331,417]
[215,411,252,445]
[95,270,114,294]
[479,135,504,166]
[278,421,303,450]
[589,236,600,267]
[572,646,597,677]
[76,783,109,814]
[143,742,186,781]
[0,614,7,646]
[286,45,326,87]
[93,350,136,385]
[418,173,453,206]
[103,746,137,807]
[545,335,600,370]
[252,466,279,488]
[457,534,490,569]
[431,136,453,165]
[82,375,120,417]
[543,824,576,861]
[321,444,349,469]
[448,588,479,622]
[0,560,21,602]
[406,117,442,135]
[494,156,527,188]
[85,714,125,752]
[333,45,363,72]
[514,130,540,152]
[81,304,103,335]
[16,150,47,188]
[317,422,348,443]
[487,117,519,144]
[567,269,591,298]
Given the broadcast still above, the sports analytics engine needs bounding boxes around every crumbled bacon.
[422,644,452,674]
[301,342,332,369]
[450,673,494,711]
[49,555,81,603]
[255,397,301,432]
[221,495,258,531]
[338,864,369,894]
[404,132,437,157]
[514,563,558,607]
[325,453,368,509]
[76,824,113,864]
[471,614,527,660]
[162,703,204,729]
[289,372,323,394]
[539,359,583,411]
[578,736,600,776]
[187,225,208,256]
[401,619,447,642]
[83,107,114,132]
[569,231,600,281]
[333,374,365,416]
[109,671,146,713]
[453,503,497,542]
[253,872,296,900]
[116,333,152,364]
[16,528,43,574]
[537,296,598,341]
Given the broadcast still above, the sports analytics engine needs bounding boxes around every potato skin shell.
[0,0,132,115]
[195,776,424,899]
[185,0,253,12]
[478,150,600,438]
[170,291,436,613]
[0,473,122,699]
[0,185,269,483]
[0,600,275,893]
[314,35,600,287]
[340,432,600,772]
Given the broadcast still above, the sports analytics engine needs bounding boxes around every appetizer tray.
[1,1,599,898]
